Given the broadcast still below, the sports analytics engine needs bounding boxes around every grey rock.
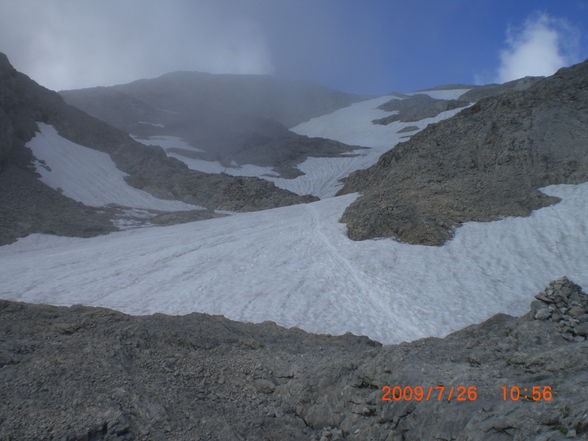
[535,308,552,320]
[459,76,543,101]
[372,94,469,125]
[575,323,588,336]
[254,379,276,394]
[577,314,588,323]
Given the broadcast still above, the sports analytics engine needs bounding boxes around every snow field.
[1,183,587,344]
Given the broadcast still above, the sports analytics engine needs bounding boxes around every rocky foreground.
[1,277,587,441]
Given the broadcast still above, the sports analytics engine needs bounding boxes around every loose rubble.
[529,276,588,342]
[1,277,587,440]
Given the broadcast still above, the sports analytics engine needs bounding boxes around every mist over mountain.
[61,73,365,178]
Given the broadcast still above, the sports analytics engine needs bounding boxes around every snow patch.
[28,123,200,211]
[133,135,280,178]
[167,153,280,178]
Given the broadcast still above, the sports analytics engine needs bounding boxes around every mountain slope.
[338,60,588,245]
[267,95,468,197]
[61,72,365,180]
[0,52,315,245]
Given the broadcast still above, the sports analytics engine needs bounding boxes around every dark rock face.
[0,52,316,245]
[1,277,587,440]
[372,94,469,125]
[338,60,588,245]
[61,72,364,178]
[0,52,117,244]
[396,125,420,134]
[0,165,117,245]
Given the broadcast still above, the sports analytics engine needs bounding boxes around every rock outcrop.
[1,277,587,440]
[459,76,543,102]
[529,277,588,341]
[338,59,588,245]
[372,94,469,125]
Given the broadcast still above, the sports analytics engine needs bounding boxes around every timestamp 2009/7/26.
[381,385,553,402]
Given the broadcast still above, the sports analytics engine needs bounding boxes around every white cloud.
[0,0,274,90]
[496,12,580,83]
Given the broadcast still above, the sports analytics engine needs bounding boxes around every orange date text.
[381,385,478,402]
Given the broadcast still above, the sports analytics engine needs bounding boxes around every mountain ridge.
[338,59,588,245]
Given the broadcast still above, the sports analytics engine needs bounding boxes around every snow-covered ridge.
[28,124,200,211]
[2,182,587,344]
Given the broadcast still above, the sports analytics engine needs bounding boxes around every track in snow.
[1,183,587,344]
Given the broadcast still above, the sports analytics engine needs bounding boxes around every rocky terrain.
[61,72,365,178]
[338,59,588,245]
[413,76,541,101]
[458,76,543,102]
[0,52,317,245]
[372,94,469,125]
[0,277,586,441]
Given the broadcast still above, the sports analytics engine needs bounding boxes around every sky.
[0,0,587,95]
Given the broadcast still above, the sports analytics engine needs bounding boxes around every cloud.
[495,12,580,83]
[0,0,274,90]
